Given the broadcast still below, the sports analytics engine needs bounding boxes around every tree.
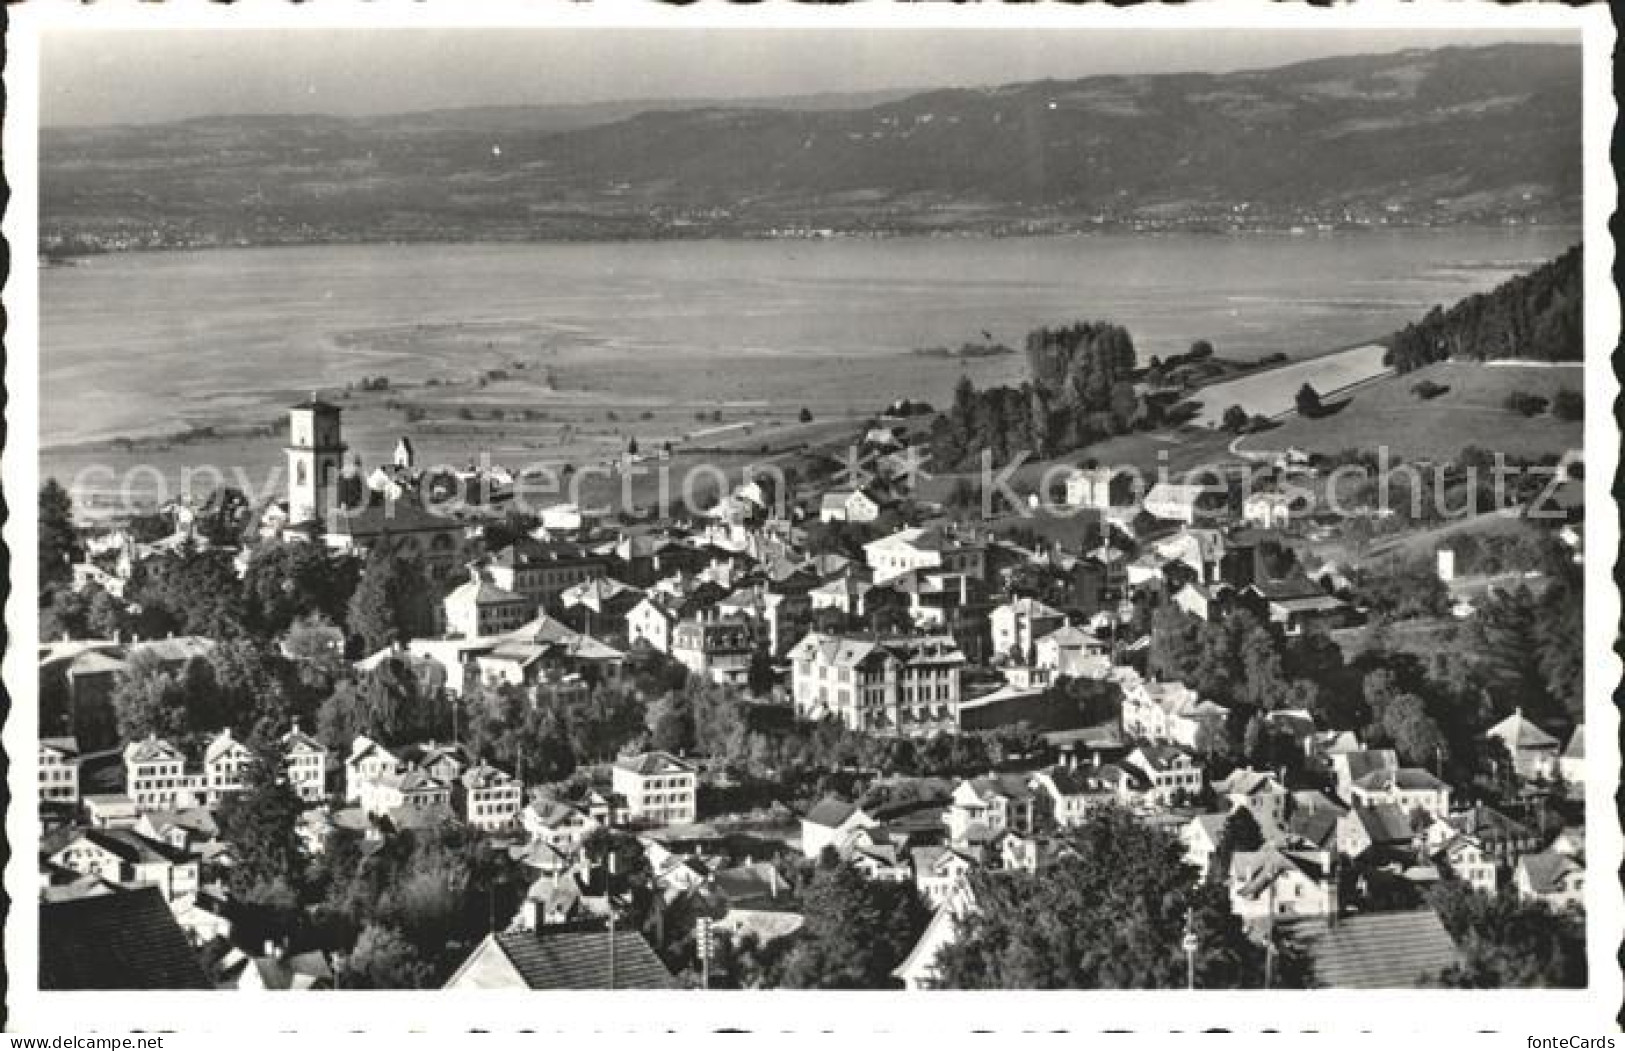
[1294,383,1322,419]
[799,407,814,424]
[1209,806,1265,884]
[779,861,928,989]
[217,735,308,906]
[40,585,93,642]
[347,547,437,653]
[1550,389,1583,421]
[124,542,247,638]
[39,479,79,588]
[242,542,361,638]
[110,650,211,741]
[648,693,697,755]
[1427,882,1585,987]
[341,925,434,989]
[933,809,1289,988]
[1221,405,1250,434]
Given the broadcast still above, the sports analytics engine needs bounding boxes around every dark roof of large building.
[491,928,674,989]
[1285,910,1461,989]
[41,886,212,990]
[803,795,860,829]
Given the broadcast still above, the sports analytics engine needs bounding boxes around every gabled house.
[1484,708,1563,781]
[1513,852,1584,911]
[45,828,200,902]
[910,845,977,909]
[611,751,697,827]
[1228,844,1335,921]
[1435,835,1497,895]
[1347,768,1450,822]
[1033,624,1111,680]
[519,798,599,861]
[40,736,80,806]
[944,775,1034,846]
[989,597,1066,662]
[1028,766,1104,829]
[1211,768,1289,832]
[800,796,877,860]
[282,725,328,802]
[1181,813,1229,877]
[1121,679,1227,753]
[1124,744,1204,806]
[1336,803,1416,862]
[345,735,400,804]
[459,763,524,832]
[445,928,675,990]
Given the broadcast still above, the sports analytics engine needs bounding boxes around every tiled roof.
[1485,710,1561,751]
[1563,724,1584,759]
[614,751,694,776]
[41,886,212,989]
[1286,910,1461,989]
[490,928,675,989]
[803,796,859,829]
[1517,851,1583,894]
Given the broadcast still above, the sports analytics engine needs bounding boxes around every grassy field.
[1238,360,1585,462]
[1190,343,1392,426]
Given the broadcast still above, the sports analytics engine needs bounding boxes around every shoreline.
[39,220,1582,263]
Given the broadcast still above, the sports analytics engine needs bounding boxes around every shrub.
[1504,392,1549,417]
[1551,389,1583,421]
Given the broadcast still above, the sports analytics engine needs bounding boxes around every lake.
[41,227,1578,454]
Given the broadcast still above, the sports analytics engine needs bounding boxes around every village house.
[819,487,886,524]
[282,725,328,802]
[443,567,533,640]
[360,769,453,818]
[989,596,1066,661]
[1028,766,1102,829]
[345,736,401,804]
[1228,844,1336,921]
[626,594,685,654]
[46,828,200,902]
[82,794,138,830]
[671,612,759,687]
[519,798,600,863]
[911,845,977,910]
[486,538,606,612]
[611,751,697,827]
[1347,767,1451,821]
[202,728,254,805]
[1124,744,1204,806]
[1181,813,1230,877]
[800,796,878,859]
[40,736,80,806]
[1142,481,1231,526]
[1426,803,1541,867]
[1329,749,1399,797]
[1483,708,1563,781]
[1239,576,1354,636]
[458,763,524,832]
[1513,851,1584,911]
[1063,466,1138,512]
[1033,624,1112,679]
[1211,767,1290,832]
[943,776,1034,846]
[1242,490,1298,530]
[863,525,986,585]
[1435,836,1498,896]
[1337,803,1417,862]
[123,735,202,812]
[445,928,674,990]
[1121,679,1228,752]
[788,632,966,736]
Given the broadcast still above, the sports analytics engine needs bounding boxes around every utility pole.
[1182,908,1198,991]
[606,849,618,991]
[698,915,713,991]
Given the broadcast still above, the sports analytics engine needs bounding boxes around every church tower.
[286,395,346,526]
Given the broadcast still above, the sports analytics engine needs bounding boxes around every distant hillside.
[41,43,1581,252]
[1387,245,1583,371]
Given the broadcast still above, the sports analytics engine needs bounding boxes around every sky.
[41,27,1578,127]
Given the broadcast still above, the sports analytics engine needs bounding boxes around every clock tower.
[286,395,346,526]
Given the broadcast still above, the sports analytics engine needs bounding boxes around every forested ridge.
[1387,245,1582,373]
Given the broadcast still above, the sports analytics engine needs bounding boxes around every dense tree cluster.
[933,808,1305,989]
[1427,881,1585,987]
[1387,245,1581,373]
[932,321,1149,468]
[778,857,929,989]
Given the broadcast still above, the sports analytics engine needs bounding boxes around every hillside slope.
[42,43,1581,251]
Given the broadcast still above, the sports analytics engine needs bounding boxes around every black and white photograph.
[4,2,1618,1037]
